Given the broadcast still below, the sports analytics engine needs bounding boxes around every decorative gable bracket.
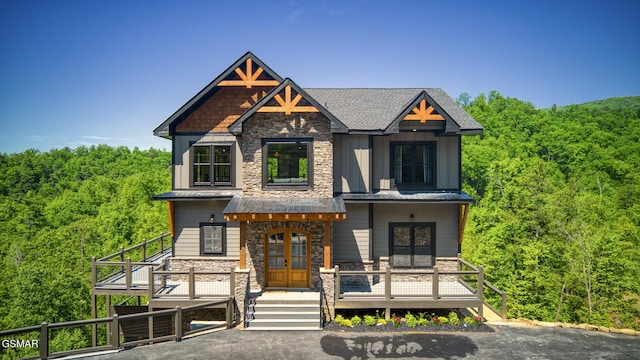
[403,98,445,122]
[228,78,348,135]
[217,58,280,88]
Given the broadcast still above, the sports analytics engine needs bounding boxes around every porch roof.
[152,190,241,201]
[339,190,474,203]
[223,195,346,221]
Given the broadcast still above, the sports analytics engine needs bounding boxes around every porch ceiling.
[223,195,346,221]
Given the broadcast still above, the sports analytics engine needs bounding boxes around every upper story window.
[193,144,232,187]
[262,139,313,189]
[391,142,435,189]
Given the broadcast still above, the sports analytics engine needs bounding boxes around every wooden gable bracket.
[256,85,320,115]
[218,58,280,88]
[403,98,445,123]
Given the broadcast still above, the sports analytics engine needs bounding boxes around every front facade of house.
[153,52,483,312]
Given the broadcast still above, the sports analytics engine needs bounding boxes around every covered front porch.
[223,195,346,291]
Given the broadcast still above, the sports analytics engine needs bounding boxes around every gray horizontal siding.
[174,200,239,257]
[372,203,459,258]
[333,203,370,261]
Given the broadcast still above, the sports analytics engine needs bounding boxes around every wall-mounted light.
[210,214,215,223]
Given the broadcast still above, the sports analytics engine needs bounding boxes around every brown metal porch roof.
[223,196,346,221]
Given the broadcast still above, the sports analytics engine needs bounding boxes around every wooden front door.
[265,229,311,288]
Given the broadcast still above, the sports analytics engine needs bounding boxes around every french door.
[265,229,311,288]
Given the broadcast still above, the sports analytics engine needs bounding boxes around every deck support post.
[106,295,112,345]
[226,297,233,328]
[385,267,391,320]
[91,294,97,347]
[433,266,439,300]
[110,315,119,349]
[175,306,183,341]
[39,322,48,359]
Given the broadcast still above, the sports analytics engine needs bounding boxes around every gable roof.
[304,88,483,135]
[153,51,283,138]
[228,78,348,135]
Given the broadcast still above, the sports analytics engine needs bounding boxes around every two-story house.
[152,52,484,329]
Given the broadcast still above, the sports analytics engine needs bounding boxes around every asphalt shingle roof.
[304,88,483,133]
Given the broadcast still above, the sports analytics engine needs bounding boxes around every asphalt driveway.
[83,324,639,360]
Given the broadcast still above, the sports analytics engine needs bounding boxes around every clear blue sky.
[1,0,638,154]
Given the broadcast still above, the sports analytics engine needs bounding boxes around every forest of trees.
[0,94,638,349]
[0,146,171,335]
[461,93,640,330]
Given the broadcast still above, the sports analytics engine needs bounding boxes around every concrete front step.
[246,290,322,330]
[246,318,321,330]
[252,311,319,320]
[253,303,319,312]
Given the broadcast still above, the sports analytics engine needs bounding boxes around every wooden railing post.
[142,238,147,261]
[189,267,195,300]
[175,306,183,341]
[125,258,132,290]
[148,266,154,299]
[226,297,233,328]
[229,267,235,297]
[111,315,119,349]
[478,266,484,319]
[385,267,391,320]
[39,322,48,359]
[433,267,439,300]
[501,290,507,320]
[334,265,340,299]
[91,257,97,287]
[160,233,165,253]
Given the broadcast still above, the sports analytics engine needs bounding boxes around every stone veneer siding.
[245,221,329,291]
[240,113,333,198]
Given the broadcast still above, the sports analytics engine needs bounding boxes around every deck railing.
[0,299,233,360]
[93,233,171,286]
[149,263,236,300]
[334,256,507,320]
[459,258,507,320]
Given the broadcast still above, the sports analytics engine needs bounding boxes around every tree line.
[461,93,640,330]
[0,145,171,333]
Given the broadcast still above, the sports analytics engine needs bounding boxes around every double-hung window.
[390,223,435,268]
[193,144,232,186]
[391,142,435,189]
[200,223,225,255]
[262,139,313,188]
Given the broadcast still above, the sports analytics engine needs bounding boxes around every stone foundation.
[319,268,335,321]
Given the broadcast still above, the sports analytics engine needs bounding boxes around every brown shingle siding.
[176,87,272,133]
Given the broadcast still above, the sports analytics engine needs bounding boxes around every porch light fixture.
[210,214,215,223]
